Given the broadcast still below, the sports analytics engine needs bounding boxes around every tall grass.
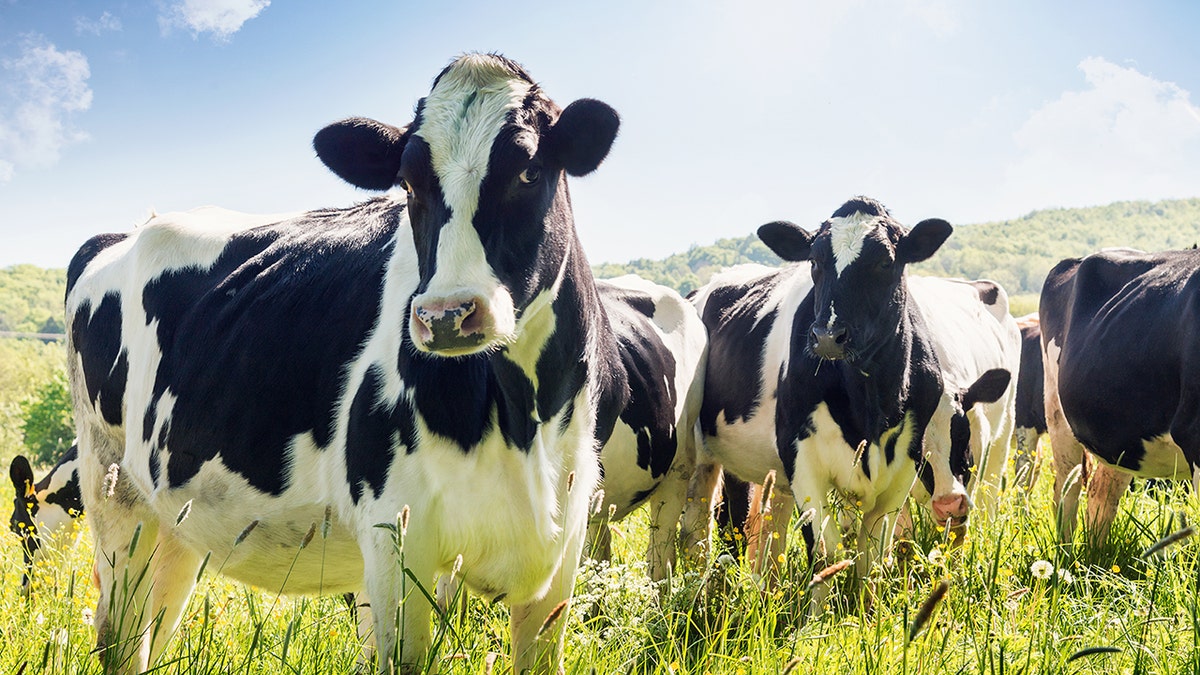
[4,441,1200,674]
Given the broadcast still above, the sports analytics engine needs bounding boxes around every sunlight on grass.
[3,438,1200,673]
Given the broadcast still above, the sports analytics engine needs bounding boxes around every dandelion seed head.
[1031,560,1054,580]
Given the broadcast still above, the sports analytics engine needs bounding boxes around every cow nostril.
[834,331,847,345]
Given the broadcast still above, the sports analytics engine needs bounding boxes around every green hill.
[0,264,67,334]
[593,197,1200,301]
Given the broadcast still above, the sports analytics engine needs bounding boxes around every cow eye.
[518,167,541,185]
[398,177,412,194]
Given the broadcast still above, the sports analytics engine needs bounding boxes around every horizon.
[2,1,1199,268]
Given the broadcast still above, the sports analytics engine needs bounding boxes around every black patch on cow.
[1015,323,1046,433]
[948,405,973,483]
[121,200,400,494]
[698,271,787,436]
[601,282,679,479]
[1046,248,1200,474]
[971,280,1000,306]
[346,365,400,503]
[67,232,128,296]
[831,196,889,219]
[72,293,125,422]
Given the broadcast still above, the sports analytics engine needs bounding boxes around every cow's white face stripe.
[412,57,531,337]
[828,212,876,276]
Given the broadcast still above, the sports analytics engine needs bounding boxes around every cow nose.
[810,325,848,360]
[931,493,970,525]
[411,297,486,352]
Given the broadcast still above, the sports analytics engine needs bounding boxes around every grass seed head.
[908,579,950,641]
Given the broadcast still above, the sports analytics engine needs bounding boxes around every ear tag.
[24,480,35,499]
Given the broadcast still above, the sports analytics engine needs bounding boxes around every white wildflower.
[1031,559,1054,580]
[1057,567,1074,585]
[927,547,945,565]
[81,608,94,626]
[36,613,46,626]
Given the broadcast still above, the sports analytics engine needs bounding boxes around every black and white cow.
[589,275,712,580]
[66,53,679,675]
[1012,314,1047,489]
[1040,247,1200,545]
[9,446,85,589]
[694,197,1017,597]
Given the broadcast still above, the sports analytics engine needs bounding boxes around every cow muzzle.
[930,491,971,527]
[410,294,489,355]
[809,324,849,360]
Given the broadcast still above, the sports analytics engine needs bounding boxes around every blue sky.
[1,1,1198,268]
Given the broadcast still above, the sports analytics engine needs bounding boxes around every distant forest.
[2,198,1199,334]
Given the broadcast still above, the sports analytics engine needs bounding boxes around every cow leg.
[745,483,795,588]
[583,516,612,566]
[646,446,701,582]
[91,512,161,675]
[142,531,203,665]
[678,430,722,567]
[1044,361,1085,543]
[1082,462,1131,547]
[509,523,586,675]
[359,522,437,675]
[1013,427,1041,490]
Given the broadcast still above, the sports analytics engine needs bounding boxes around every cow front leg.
[678,431,723,567]
[510,525,586,675]
[1082,462,1131,547]
[1044,371,1085,543]
[359,521,437,675]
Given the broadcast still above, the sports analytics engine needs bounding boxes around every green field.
[3,452,1198,674]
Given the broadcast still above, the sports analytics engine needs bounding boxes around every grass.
[4,439,1200,674]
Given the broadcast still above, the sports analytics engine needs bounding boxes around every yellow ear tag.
[24,480,35,499]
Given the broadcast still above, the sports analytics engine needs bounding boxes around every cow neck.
[837,287,937,443]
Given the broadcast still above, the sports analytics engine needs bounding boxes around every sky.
[1,0,1199,269]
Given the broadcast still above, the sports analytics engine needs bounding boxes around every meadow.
[3,448,1199,674]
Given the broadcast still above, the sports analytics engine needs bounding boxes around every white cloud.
[1006,57,1200,209]
[75,11,123,35]
[0,36,93,183]
[160,0,270,41]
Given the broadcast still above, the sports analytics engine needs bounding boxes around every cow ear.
[897,218,952,264]
[545,99,620,177]
[10,456,34,498]
[962,368,1012,408]
[313,117,409,191]
[758,221,814,262]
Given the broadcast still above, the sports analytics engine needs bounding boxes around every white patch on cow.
[828,305,838,330]
[1121,434,1191,479]
[828,211,876,276]
[411,56,533,346]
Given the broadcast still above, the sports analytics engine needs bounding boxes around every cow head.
[930,368,1012,524]
[314,54,619,357]
[758,196,952,365]
[9,455,40,589]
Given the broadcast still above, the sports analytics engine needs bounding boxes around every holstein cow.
[694,197,1016,603]
[589,275,712,579]
[1041,247,1200,545]
[9,446,85,589]
[66,53,675,674]
[1012,314,1047,489]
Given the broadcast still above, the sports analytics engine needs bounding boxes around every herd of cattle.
[7,53,1200,674]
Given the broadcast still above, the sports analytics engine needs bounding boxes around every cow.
[588,275,713,580]
[9,446,85,590]
[1040,247,1200,545]
[66,53,657,675]
[693,196,1017,607]
[1012,314,1047,489]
